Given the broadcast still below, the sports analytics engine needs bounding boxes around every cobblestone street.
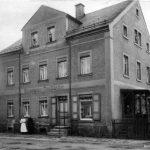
[0,134,150,150]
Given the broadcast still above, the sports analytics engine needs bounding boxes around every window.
[80,52,91,75]
[31,31,38,47]
[123,54,129,77]
[39,62,47,81]
[80,94,93,120]
[146,43,150,53]
[7,67,14,85]
[123,25,128,38]
[7,101,14,117]
[147,67,150,84]
[39,98,48,117]
[47,26,55,43]
[136,8,139,17]
[22,67,29,83]
[134,29,141,46]
[57,57,67,78]
[137,61,141,81]
[23,102,30,117]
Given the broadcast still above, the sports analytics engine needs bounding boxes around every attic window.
[31,31,39,48]
[136,8,139,17]
[47,26,55,43]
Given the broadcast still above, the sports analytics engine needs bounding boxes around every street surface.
[0,134,150,149]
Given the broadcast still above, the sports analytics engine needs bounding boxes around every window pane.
[58,60,67,78]
[23,102,29,117]
[8,102,13,117]
[40,100,48,116]
[47,27,55,42]
[7,69,14,85]
[23,68,29,83]
[31,32,38,47]
[39,65,47,80]
[80,55,91,74]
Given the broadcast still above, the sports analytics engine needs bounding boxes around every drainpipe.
[18,50,21,119]
[68,39,72,132]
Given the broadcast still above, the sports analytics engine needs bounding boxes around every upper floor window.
[146,43,150,53]
[80,52,91,75]
[7,101,14,117]
[39,61,47,81]
[31,31,39,47]
[7,67,14,85]
[57,57,67,78]
[123,25,128,38]
[137,61,141,81]
[136,8,139,17]
[22,66,29,83]
[123,54,129,77]
[134,29,141,46]
[147,67,150,84]
[23,101,30,117]
[47,26,55,43]
[39,98,48,117]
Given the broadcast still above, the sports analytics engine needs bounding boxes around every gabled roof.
[80,0,133,27]
[22,5,66,30]
[0,39,22,55]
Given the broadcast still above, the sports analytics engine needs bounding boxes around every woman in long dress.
[20,118,28,133]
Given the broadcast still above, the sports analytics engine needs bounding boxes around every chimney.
[75,3,85,19]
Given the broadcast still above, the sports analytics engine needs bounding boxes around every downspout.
[18,50,21,119]
[68,39,72,131]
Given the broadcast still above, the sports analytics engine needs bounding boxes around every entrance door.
[134,94,148,139]
[57,96,68,126]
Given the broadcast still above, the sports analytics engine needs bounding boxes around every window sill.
[7,116,14,118]
[136,78,141,82]
[38,115,49,118]
[78,73,93,77]
[80,118,93,122]
[123,35,129,40]
[24,115,30,118]
[56,76,68,80]
[123,74,130,79]
[38,79,49,83]
[134,43,142,49]
[22,81,31,85]
[30,45,39,49]
[6,84,15,87]
[46,40,56,45]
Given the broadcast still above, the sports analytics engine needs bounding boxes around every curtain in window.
[23,102,29,117]
[40,65,47,80]
[40,101,47,116]
[58,61,67,77]
[8,103,13,117]
[23,69,29,83]
[80,56,91,74]
[8,71,13,85]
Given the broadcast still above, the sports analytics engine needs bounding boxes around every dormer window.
[31,31,39,48]
[47,26,55,43]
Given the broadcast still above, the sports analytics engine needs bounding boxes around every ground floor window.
[7,101,14,117]
[39,98,48,117]
[79,94,93,120]
[23,101,30,117]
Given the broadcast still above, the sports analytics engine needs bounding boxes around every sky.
[0,0,150,50]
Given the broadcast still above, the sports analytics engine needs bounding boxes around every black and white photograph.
[0,0,150,149]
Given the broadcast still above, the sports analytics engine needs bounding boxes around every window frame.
[22,101,30,117]
[56,56,68,79]
[7,100,14,118]
[136,60,142,81]
[31,31,39,48]
[122,24,128,39]
[39,97,48,117]
[22,65,30,84]
[123,53,129,78]
[7,66,14,86]
[78,50,92,75]
[136,8,139,18]
[39,60,48,81]
[134,29,142,47]
[147,66,150,84]
[47,26,55,44]
[146,43,150,53]
[79,93,93,121]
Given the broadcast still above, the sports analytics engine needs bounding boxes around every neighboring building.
[0,0,150,138]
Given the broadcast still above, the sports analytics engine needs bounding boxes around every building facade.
[0,0,150,137]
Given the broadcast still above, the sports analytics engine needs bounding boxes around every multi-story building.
[0,0,150,138]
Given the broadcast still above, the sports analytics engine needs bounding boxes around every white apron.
[20,118,27,133]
